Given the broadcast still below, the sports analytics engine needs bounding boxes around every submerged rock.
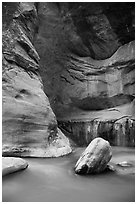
[117,161,133,167]
[2,157,28,176]
[74,137,112,174]
[106,164,116,172]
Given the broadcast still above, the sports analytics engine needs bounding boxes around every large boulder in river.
[74,137,112,174]
[2,157,28,176]
[2,2,72,157]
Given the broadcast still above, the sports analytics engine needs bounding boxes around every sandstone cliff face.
[2,2,72,157]
[2,2,135,150]
[34,3,135,146]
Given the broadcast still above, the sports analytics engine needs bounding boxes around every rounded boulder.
[74,137,112,174]
[2,157,28,176]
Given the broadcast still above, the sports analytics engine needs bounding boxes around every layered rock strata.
[2,2,72,157]
[2,2,135,150]
[34,2,135,117]
[34,3,135,146]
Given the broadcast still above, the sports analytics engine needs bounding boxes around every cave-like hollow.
[34,2,135,146]
[2,2,135,156]
[2,3,135,202]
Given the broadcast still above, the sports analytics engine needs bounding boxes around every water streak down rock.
[2,2,72,157]
[58,115,135,147]
[2,3,135,151]
[34,3,135,119]
[75,137,112,174]
[34,3,135,147]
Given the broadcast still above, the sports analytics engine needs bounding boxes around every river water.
[2,147,135,202]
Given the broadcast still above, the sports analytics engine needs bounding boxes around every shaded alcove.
[34,2,135,147]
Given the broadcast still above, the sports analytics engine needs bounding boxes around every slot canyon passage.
[2,2,135,202]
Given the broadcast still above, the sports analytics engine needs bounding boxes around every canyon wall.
[2,2,72,157]
[2,2,135,149]
[34,3,135,146]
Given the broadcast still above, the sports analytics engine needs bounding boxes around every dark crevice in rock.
[60,75,74,85]
[104,3,135,45]
[17,40,39,64]
[3,54,39,77]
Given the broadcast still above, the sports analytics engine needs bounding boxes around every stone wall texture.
[34,3,135,146]
[2,2,135,149]
[2,2,72,157]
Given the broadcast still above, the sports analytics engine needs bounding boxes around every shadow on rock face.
[70,94,134,111]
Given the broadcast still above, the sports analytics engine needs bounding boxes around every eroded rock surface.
[34,2,134,146]
[74,137,112,174]
[58,106,135,147]
[2,157,28,176]
[34,2,134,117]
[2,2,72,157]
[2,2,135,150]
